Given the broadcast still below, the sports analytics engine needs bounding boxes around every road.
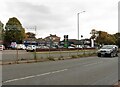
[2,55,118,85]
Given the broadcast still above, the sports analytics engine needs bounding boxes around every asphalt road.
[2,55,118,85]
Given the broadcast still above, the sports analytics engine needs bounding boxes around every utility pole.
[77,11,85,55]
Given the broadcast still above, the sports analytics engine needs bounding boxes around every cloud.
[0,0,119,39]
[4,1,72,31]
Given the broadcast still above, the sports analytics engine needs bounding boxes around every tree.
[106,34,116,44]
[96,31,116,45]
[113,32,120,47]
[0,21,4,41]
[4,17,26,46]
[90,29,118,46]
[90,29,99,39]
[26,32,36,38]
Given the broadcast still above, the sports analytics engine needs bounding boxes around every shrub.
[58,56,64,60]
[71,55,78,58]
[47,56,55,61]
[77,54,84,57]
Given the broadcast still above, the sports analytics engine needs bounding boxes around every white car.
[36,46,49,49]
[76,45,83,48]
[17,44,26,50]
[68,46,75,48]
[0,45,5,51]
[26,45,36,52]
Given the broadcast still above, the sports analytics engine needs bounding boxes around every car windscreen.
[28,45,32,47]
[101,46,113,49]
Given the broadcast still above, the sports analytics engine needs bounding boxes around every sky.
[0,0,119,40]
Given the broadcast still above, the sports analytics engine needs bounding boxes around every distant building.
[24,34,95,48]
[60,38,94,48]
[24,38,37,46]
[24,34,61,47]
[36,38,46,46]
[44,34,60,46]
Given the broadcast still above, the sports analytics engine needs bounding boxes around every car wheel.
[110,53,114,57]
[32,49,35,52]
[97,54,101,57]
[115,53,118,57]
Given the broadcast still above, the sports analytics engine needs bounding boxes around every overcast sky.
[0,0,119,40]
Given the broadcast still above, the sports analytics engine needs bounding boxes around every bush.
[47,56,55,61]
[58,56,64,60]
[77,54,84,57]
[40,57,43,59]
[71,55,78,58]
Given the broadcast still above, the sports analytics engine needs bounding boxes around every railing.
[1,48,97,65]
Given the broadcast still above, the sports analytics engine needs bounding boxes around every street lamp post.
[34,26,37,61]
[77,11,85,55]
[16,29,21,64]
[49,36,52,58]
[25,26,37,60]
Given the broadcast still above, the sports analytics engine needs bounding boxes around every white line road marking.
[84,61,103,67]
[51,69,68,74]
[3,69,68,84]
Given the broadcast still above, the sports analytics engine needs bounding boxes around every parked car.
[58,46,64,48]
[26,45,36,52]
[10,42,17,49]
[75,45,83,48]
[0,45,5,51]
[16,44,26,50]
[36,46,49,49]
[97,45,118,57]
[68,46,75,48]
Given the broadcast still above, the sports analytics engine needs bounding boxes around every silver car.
[97,45,118,57]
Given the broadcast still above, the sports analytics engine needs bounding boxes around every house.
[44,34,60,46]
[24,38,37,47]
[24,34,60,47]
[36,38,46,46]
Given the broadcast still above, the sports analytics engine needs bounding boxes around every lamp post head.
[78,11,86,14]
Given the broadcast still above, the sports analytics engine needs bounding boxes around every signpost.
[64,35,68,48]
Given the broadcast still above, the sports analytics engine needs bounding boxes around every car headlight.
[106,50,112,53]
[97,50,100,53]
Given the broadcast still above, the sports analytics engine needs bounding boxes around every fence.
[1,48,97,65]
